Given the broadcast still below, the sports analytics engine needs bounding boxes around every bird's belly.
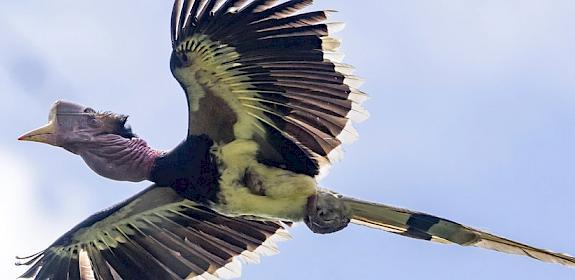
[212,139,317,221]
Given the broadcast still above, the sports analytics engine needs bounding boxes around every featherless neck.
[76,135,164,182]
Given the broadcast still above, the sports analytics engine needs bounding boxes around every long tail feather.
[342,197,575,267]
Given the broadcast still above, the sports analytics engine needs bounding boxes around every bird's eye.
[87,115,100,127]
[84,108,96,114]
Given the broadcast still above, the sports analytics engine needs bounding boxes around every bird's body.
[151,135,317,221]
[15,0,575,279]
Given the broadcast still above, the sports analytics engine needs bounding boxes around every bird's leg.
[304,189,351,234]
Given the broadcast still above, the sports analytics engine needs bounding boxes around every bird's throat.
[76,135,163,182]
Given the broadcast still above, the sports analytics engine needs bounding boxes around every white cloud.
[0,147,98,278]
[0,148,50,279]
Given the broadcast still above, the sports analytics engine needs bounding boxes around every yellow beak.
[18,121,57,144]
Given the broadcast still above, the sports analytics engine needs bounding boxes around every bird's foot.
[304,189,351,234]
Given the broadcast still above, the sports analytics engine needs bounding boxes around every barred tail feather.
[342,197,575,267]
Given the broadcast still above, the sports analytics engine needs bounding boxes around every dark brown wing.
[17,186,290,280]
[170,0,368,177]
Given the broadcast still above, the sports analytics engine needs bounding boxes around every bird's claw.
[304,189,351,234]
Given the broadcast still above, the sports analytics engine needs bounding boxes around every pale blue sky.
[1,1,574,279]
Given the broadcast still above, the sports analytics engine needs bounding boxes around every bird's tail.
[341,196,575,267]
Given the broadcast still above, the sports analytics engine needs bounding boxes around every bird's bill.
[18,121,57,145]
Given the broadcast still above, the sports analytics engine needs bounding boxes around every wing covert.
[170,0,368,177]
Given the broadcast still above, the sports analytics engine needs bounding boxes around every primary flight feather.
[16,1,574,279]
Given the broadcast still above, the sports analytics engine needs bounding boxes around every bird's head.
[18,100,135,153]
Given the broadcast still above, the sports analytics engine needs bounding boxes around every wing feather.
[86,244,115,280]
[171,0,367,177]
[17,186,289,279]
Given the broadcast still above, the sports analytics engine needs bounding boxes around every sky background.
[1,0,574,279]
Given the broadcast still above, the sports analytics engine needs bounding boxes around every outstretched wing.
[170,0,368,177]
[17,186,289,280]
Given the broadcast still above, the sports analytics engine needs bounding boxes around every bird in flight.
[16,0,575,279]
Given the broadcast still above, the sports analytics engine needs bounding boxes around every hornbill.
[16,0,575,279]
